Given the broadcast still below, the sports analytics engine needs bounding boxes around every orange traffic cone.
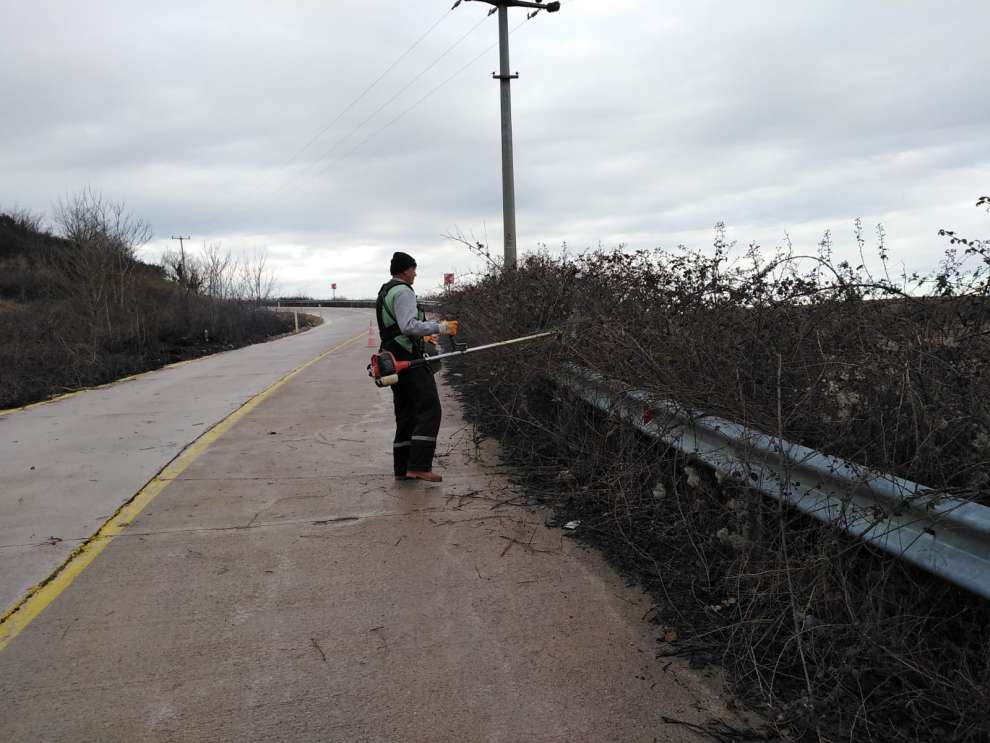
[366,320,377,348]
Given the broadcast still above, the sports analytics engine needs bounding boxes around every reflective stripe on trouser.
[390,364,442,475]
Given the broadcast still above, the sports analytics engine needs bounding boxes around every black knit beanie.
[390,251,417,275]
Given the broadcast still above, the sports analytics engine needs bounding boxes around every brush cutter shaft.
[426,331,558,362]
[368,330,557,386]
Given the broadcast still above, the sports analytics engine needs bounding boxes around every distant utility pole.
[171,235,191,282]
[454,0,561,270]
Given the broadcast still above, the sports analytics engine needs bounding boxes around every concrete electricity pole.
[455,0,561,270]
[171,235,191,283]
[170,235,190,258]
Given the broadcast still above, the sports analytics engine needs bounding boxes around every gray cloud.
[1,0,987,298]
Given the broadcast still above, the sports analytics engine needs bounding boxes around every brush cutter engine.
[368,350,406,387]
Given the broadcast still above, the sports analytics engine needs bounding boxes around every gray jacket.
[391,283,439,337]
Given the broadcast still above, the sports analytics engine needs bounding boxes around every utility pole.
[171,235,191,284]
[455,0,561,270]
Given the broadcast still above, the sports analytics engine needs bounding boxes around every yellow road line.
[0,330,366,651]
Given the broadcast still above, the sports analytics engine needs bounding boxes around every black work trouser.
[390,360,442,475]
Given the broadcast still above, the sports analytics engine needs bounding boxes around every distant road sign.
[444,273,455,286]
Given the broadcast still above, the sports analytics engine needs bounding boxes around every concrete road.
[0,308,370,613]
[0,312,739,741]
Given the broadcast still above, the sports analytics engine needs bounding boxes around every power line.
[272,6,453,180]
[332,0,581,167]
[331,41,502,169]
[285,12,493,189]
[322,14,537,171]
[275,0,581,196]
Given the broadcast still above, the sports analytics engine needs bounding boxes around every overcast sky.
[1,0,987,298]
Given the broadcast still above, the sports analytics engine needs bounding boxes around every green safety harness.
[376,279,427,357]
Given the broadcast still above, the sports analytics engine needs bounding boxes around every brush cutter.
[368,330,558,387]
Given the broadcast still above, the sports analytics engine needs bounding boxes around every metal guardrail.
[559,363,990,601]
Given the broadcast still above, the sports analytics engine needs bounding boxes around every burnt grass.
[0,317,316,410]
[439,236,990,742]
[447,365,990,743]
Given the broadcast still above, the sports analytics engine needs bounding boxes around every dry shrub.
[441,206,990,741]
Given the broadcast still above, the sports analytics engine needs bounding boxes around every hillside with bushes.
[0,192,298,409]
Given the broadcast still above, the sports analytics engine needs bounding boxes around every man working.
[376,251,458,483]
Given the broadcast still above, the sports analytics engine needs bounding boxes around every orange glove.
[438,320,459,336]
